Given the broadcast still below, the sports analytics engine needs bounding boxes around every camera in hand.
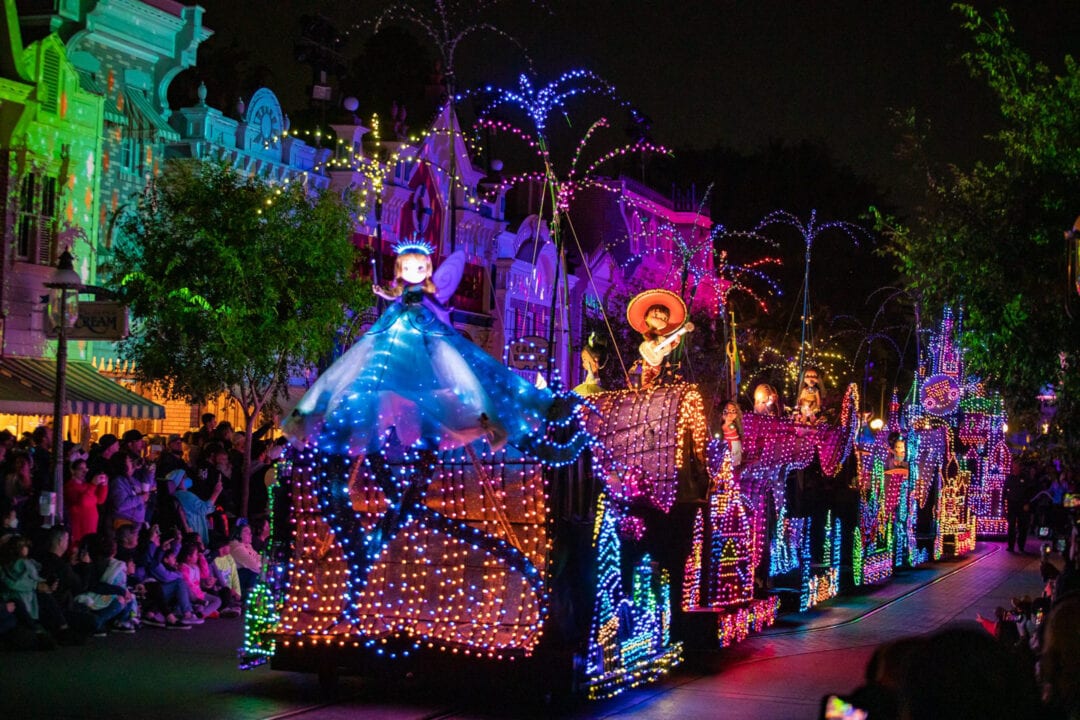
[821,694,869,720]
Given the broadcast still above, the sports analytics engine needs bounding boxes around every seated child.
[178,542,222,619]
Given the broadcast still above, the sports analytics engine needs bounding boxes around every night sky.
[193,1,1080,195]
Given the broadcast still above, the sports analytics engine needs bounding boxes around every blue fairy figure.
[284,239,554,455]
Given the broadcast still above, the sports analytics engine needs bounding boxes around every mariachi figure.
[626,289,694,389]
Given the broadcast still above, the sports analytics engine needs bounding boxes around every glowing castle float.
[851,390,936,586]
[903,307,1008,556]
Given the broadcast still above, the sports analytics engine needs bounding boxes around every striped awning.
[0,357,165,419]
[125,88,180,141]
[0,372,55,416]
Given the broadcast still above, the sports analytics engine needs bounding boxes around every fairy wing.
[432,250,466,305]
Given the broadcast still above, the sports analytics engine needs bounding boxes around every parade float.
[238,309,1013,698]
[240,247,684,699]
[846,307,1010,583]
[230,135,1007,696]
[238,266,878,695]
[249,403,682,700]
[850,390,935,587]
[903,308,1009,556]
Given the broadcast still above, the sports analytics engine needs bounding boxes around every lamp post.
[44,248,82,526]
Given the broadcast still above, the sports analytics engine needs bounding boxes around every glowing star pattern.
[311,444,551,656]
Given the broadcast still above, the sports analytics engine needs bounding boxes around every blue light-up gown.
[284,284,554,455]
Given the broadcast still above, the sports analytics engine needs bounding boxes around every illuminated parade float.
[213,50,1010,699]
[903,308,1009,555]
[851,389,933,587]
[222,161,1013,699]
[240,258,1014,699]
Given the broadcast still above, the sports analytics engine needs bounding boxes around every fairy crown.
[392,238,435,256]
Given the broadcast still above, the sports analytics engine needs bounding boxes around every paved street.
[0,541,1045,720]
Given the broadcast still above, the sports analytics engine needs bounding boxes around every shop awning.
[0,357,165,419]
[125,89,180,141]
[0,372,55,416]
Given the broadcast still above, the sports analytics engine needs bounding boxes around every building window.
[120,133,147,174]
[40,47,61,115]
[15,172,58,264]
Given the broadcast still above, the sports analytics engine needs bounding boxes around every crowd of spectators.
[1004,458,1078,556]
[837,457,1080,720]
[0,413,286,649]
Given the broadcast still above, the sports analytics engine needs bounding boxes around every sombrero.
[626,288,687,334]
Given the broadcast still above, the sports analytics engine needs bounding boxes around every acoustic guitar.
[639,322,695,367]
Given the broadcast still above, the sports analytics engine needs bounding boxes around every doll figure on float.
[885,431,909,472]
[283,239,553,456]
[720,400,744,467]
[753,383,783,416]
[627,289,694,389]
[795,365,825,425]
[573,331,609,397]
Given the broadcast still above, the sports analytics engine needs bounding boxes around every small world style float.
[239,251,1007,700]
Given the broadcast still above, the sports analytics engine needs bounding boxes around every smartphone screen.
[821,694,869,720]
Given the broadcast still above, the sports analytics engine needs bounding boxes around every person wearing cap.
[119,430,156,524]
[155,434,189,480]
[120,429,145,457]
[170,469,222,545]
[88,433,120,480]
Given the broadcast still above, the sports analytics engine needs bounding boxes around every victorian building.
[0,0,177,438]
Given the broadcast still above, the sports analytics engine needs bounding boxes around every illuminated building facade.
[0,1,167,432]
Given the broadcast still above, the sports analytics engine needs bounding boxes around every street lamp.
[44,248,82,526]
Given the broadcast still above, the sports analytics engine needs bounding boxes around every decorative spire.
[888,386,901,434]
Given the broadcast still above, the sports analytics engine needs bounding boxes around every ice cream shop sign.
[45,302,128,341]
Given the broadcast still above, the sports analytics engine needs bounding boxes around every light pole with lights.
[44,248,82,525]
